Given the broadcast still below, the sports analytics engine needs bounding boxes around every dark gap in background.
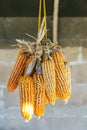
[0,0,53,17]
[0,0,87,17]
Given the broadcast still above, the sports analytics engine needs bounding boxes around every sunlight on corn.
[21,103,34,121]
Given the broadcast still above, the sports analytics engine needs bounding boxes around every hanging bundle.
[7,0,71,121]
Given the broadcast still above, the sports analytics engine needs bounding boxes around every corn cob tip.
[51,102,55,106]
[24,119,30,123]
[59,93,71,101]
[64,100,68,105]
[7,84,16,92]
[34,107,45,118]
[21,103,33,121]
[38,117,41,120]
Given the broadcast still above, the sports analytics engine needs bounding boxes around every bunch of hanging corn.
[7,17,71,120]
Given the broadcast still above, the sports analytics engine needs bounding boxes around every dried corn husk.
[24,58,36,76]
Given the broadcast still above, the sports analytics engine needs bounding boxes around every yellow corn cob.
[7,52,27,92]
[65,63,71,100]
[33,73,45,118]
[18,76,34,121]
[51,51,71,101]
[42,60,56,104]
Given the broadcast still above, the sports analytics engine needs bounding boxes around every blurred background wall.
[0,0,87,130]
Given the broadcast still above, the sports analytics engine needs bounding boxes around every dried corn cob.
[51,51,71,101]
[7,52,27,92]
[18,76,34,121]
[42,60,56,104]
[64,63,71,101]
[33,73,45,118]
[24,58,36,76]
